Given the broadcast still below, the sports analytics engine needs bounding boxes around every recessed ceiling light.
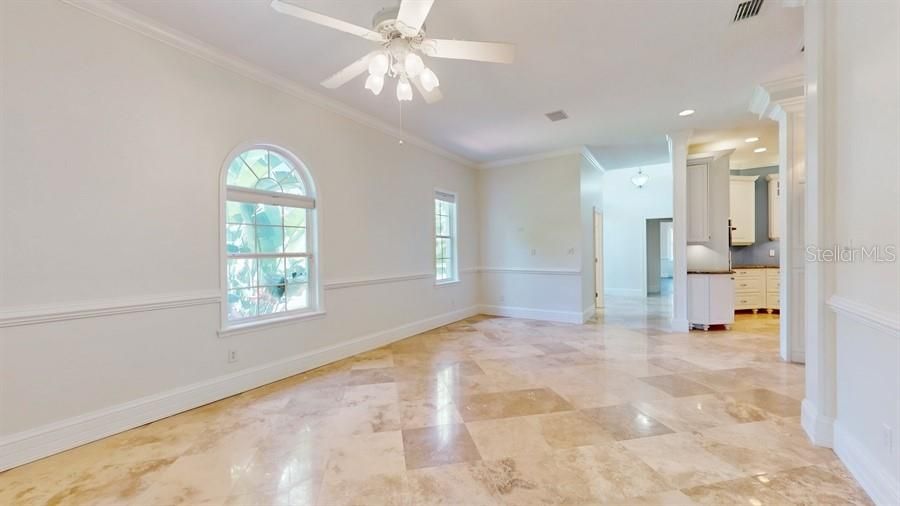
[754,147,767,153]
[745,137,759,143]
[678,109,695,117]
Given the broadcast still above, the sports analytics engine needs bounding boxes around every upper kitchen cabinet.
[730,175,759,245]
[687,162,711,243]
[767,174,780,240]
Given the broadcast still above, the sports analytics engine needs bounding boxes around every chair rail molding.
[826,295,900,338]
[0,291,221,328]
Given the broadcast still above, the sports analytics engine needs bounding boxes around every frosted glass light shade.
[365,74,384,95]
[419,68,439,92]
[368,52,389,76]
[631,170,649,188]
[404,53,425,77]
[396,77,413,101]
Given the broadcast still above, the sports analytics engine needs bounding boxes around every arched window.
[223,146,317,324]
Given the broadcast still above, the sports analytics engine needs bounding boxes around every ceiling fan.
[270,0,516,104]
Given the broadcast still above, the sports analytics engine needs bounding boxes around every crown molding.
[749,75,805,119]
[59,0,476,169]
[580,147,606,174]
[477,147,585,169]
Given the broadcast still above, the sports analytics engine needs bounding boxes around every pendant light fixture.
[631,168,649,189]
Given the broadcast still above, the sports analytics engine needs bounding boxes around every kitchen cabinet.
[733,267,780,313]
[688,273,735,330]
[767,174,780,240]
[687,162,710,243]
[729,176,758,245]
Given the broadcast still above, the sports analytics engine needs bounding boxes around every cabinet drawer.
[735,292,764,309]
[767,292,780,309]
[734,277,763,292]
[767,276,780,291]
[733,269,764,279]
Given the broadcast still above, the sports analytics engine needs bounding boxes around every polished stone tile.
[581,404,675,441]
[634,393,770,432]
[764,465,874,505]
[722,388,801,417]
[622,432,746,489]
[0,305,871,506]
[402,424,482,470]
[536,410,617,449]
[553,444,672,501]
[681,475,793,505]
[531,342,580,355]
[457,388,574,422]
[639,374,716,397]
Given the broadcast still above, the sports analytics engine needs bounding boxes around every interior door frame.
[594,209,604,308]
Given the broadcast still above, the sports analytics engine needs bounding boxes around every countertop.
[732,265,779,269]
[688,270,734,275]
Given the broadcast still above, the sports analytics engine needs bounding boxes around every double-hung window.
[434,190,458,283]
[223,146,317,325]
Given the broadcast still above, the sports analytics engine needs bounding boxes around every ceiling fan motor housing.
[372,6,425,38]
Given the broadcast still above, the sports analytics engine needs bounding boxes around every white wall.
[477,154,585,322]
[602,163,672,296]
[822,1,900,503]
[0,0,479,469]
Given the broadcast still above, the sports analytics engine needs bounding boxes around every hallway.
[0,300,870,505]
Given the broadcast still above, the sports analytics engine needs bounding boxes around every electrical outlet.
[883,424,893,453]
[531,248,537,256]
[769,249,776,257]
[227,349,238,363]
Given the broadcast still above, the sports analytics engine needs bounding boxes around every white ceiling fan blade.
[412,76,443,104]
[422,39,515,64]
[321,51,378,89]
[271,0,385,42]
[396,0,434,37]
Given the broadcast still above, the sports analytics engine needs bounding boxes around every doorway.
[646,218,674,296]
[594,209,603,308]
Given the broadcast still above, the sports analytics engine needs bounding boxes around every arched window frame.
[219,143,322,332]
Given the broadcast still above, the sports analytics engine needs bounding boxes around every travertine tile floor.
[1,297,873,505]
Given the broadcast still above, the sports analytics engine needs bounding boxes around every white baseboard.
[0,305,478,472]
[479,304,583,324]
[801,398,834,447]
[834,422,900,506]
[582,306,597,324]
[670,317,690,333]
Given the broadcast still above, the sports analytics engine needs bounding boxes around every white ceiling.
[690,121,780,170]
[114,0,803,165]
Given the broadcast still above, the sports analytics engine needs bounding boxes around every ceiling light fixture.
[631,168,649,189]
[745,137,759,143]
[270,0,516,104]
[396,76,413,101]
[678,109,695,117]
[754,147,767,153]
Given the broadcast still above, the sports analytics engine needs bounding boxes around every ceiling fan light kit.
[270,0,515,104]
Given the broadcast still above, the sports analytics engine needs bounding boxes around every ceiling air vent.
[733,0,764,22]
[545,110,568,122]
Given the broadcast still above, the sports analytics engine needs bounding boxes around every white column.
[749,76,807,364]
[668,131,692,332]
[801,0,836,447]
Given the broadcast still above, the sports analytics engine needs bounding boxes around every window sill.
[218,310,326,338]
[435,279,460,287]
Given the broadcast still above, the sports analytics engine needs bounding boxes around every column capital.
[666,130,694,150]
[749,75,805,119]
